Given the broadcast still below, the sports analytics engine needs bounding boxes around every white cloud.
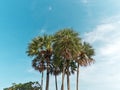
[99,41,120,56]
[81,15,120,89]
[84,16,120,57]
[84,22,118,43]
[51,15,120,90]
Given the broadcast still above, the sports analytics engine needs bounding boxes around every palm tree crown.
[26,28,95,90]
[27,35,54,90]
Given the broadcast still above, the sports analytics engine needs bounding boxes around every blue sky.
[0,0,120,89]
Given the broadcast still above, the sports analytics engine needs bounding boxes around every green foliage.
[26,28,95,90]
[53,28,81,60]
[4,81,41,90]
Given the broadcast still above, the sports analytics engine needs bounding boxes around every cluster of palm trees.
[27,28,95,90]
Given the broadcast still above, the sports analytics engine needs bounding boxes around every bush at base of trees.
[3,81,41,90]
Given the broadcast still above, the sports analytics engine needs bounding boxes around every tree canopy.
[4,81,41,90]
[26,28,95,90]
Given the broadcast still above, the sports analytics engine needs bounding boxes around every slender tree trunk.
[61,63,66,90]
[41,72,44,90]
[67,67,70,90]
[55,74,58,90]
[76,63,79,90]
[46,63,49,90]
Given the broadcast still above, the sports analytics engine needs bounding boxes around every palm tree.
[51,56,76,90]
[76,42,95,90]
[65,60,77,90]
[49,63,61,90]
[53,28,81,90]
[27,35,54,90]
[26,28,95,90]
[27,36,45,90]
[50,56,63,90]
[32,56,45,90]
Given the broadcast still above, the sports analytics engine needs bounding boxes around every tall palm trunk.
[76,63,79,90]
[61,62,66,90]
[67,67,70,90]
[46,62,50,90]
[41,72,44,90]
[55,74,58,90]
[46,70,49,90]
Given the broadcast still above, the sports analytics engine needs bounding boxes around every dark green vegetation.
[4,81,41,90]
[27,28,95,90]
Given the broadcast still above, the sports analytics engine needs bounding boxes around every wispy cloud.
[81,15,120,89]
[28,68,35,73]
[48,6,53,11]
[81,0,89,4]
[27,68,40,75]
[41,29,46,33]
[47,15,120,90]
[84,15,120,56]
[38,29,46,34]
